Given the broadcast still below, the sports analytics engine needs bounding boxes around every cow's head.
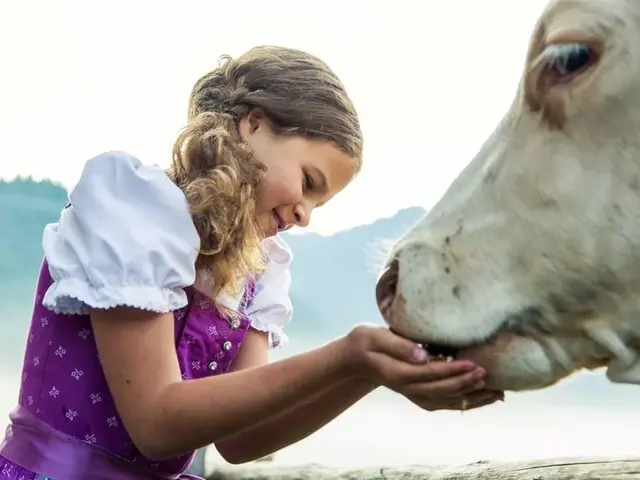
[376,0,640,391]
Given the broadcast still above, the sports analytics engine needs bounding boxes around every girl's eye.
[304,173,314,190]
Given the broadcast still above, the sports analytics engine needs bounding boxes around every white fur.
[380,0,640,391]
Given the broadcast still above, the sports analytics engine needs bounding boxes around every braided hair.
[168,45,363,312]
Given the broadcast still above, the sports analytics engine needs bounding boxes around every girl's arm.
[91,306,355,461]
[214,331,376,464]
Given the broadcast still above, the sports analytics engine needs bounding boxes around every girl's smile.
[271,209,287,236]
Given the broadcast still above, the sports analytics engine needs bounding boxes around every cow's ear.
[606,355,640,385]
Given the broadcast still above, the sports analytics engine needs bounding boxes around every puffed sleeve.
[41,151,201,315]
[244,235,294,349]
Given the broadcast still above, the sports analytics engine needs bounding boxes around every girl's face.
[239,112,357,237]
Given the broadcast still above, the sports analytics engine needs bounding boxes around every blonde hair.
[168,46,363,312]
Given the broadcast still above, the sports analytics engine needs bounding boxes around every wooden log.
[208,456,640,479]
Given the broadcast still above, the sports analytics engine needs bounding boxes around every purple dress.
[0,261,254,480]
[0,152,294,480]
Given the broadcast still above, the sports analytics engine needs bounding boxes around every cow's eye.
[542,43,596,78]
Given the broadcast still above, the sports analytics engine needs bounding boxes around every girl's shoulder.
[71,150,194,223]
[42,151,200,316]
[261,235,293,264]
[241,235,294,349]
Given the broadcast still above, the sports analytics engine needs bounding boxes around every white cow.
[376,0,640,392]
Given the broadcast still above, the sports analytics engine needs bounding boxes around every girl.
[0,46,503,480]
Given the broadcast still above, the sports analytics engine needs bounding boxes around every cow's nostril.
[376,258,399,316]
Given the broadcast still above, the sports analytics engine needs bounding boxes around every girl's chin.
[256,216,276,238]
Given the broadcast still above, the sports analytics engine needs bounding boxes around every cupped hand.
[406,387,504,412]
[344,324,504,411]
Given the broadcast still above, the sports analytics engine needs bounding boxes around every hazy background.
[2,0,639,471]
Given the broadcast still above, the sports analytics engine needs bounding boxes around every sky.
[0,0,550,235]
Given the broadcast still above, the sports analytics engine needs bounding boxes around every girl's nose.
[294,204,310,227]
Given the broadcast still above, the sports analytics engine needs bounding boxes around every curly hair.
[168,45,363,314]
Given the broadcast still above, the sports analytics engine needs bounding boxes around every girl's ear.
[238,109,266,140]
[247,108,266,134]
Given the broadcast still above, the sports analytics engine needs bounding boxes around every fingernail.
[474,380,485,389]
[413,346,428,363]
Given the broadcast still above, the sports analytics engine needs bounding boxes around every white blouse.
[42,151,293,348]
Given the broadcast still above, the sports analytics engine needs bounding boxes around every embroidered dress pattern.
[0,262,256,480]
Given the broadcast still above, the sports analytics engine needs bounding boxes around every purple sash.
[0,406,203,480]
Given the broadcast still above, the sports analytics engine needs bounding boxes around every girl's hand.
[344,325,504,411]
[406,387,504,412]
